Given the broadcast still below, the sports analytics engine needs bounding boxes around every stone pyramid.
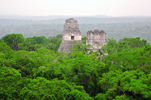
[58,18,83,52]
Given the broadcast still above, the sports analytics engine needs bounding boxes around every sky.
[0,0,151,17]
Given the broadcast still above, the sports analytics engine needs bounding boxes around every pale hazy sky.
[0,0,151,17]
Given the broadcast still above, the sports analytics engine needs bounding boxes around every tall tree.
[2,34,25,50]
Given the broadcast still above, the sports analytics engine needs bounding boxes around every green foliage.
[103,45,151,74]
[97,70,151,99]
[2,33,25,50]
[70,42,93,55]
[48,34,62,51]
[32,36,48,44]
[0,41,14,58]
[20,77,93,100]
[0,66,22,99]
[56,49,106,96]
[18,37,37,50]
[18,34,62,51]
[82,36,86,44]
[102,37,148,54]
[0,34,151,100]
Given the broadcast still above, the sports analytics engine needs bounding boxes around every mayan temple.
[86,29,107,52]
[58,18,83,52]
[58,18,107,53]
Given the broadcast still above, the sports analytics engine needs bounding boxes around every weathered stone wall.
[58,18,107,53]
[58,18,83,52]
[62,18,81,41]
[86,29,107,51]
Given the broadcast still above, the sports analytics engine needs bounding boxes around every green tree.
[0,41,14,58]
[82,36,87,44]
[58,49,106,96]
[0,66,22,99]
[2,33,25,50]
[20,77,93,100]
[101,37,148,55]
[103,45,151,74]
[97,70,151,99]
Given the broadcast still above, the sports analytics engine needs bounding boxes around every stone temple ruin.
[58,18,83,52]
[86,29,107,52]
[58,18,107,52]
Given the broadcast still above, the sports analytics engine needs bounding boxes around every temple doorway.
[71,36,74,40]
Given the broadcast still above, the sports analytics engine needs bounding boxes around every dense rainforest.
[1,17,151,43]
[0,33,151,100]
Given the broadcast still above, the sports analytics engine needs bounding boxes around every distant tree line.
[1,18,151,43]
